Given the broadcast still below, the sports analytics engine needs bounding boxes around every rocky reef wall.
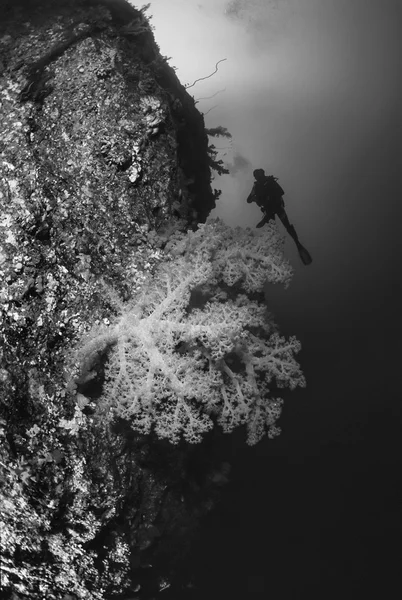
[0,1,226,598]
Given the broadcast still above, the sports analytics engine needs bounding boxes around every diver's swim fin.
[287,225,313,266]
[296,242,313,266]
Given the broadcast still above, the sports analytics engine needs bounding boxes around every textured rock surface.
[0,1,226,598]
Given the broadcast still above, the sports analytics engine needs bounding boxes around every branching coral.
[72,218,305,445]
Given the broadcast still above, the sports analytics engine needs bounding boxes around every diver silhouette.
[247,168,312,266]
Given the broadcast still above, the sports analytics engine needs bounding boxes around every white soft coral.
[75,218,305,445]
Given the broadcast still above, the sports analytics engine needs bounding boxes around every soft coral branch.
[72,218,304,445]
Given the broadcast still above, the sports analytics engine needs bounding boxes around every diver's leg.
[277,208,313,265]
[256,215,268,228]
[256,211,276,228]
[277,209,299,243]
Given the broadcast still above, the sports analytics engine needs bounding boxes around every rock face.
[0,1,226,598]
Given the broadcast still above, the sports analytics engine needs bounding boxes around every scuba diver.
[247,168,312,265]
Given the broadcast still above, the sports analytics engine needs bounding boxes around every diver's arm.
[246,184,256,203]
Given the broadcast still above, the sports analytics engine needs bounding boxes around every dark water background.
[174,246,401,599]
